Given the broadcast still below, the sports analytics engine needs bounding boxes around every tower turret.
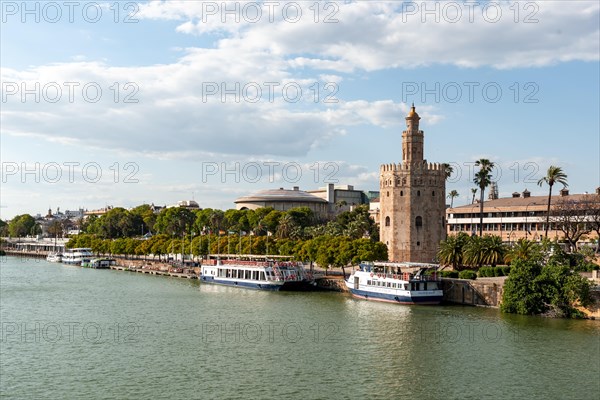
[402,104,424,162]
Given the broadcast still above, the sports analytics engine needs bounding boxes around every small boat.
[200,258,310,291]
[62,248,93,265]
[46,252,62,263]
[346,262,443,305]
[81,258,116,269]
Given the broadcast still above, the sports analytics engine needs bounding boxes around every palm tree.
[481,235,505,267]
[276,214,295,238]
[447,190,459,208]
[473,159,495,237]
[537,165,568,238]
[471,188,477,204]
[504,238,542,264]
[443,163,454,180]
[463,235,485,268]
[437,232,468,270]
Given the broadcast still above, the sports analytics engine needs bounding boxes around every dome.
[406,103,420,120]
[234,188,328,204]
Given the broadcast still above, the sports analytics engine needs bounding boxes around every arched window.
[432,191,435,196]
[400,191,404,196]
[417,190,421,196]
[416,216,423,227]
[385,216,390,227]
[386,191,389,197]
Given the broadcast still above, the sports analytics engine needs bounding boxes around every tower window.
[432,191,435,196]
[385,216,390,227]
[387,191,389,197]
[416,216,423,227]
[417,190,421,197]
[417,241,420,246]
[400,191,404,196]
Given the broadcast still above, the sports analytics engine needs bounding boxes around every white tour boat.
[346,262,443,305]
[46,252,63,263]
[200,258,310,291]
[62,248,93,265]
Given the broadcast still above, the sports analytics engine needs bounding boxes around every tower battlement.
[380,162,444,173]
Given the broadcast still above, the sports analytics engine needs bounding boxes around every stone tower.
[379,105,446,263]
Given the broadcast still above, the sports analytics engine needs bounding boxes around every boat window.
[260,271,265,281]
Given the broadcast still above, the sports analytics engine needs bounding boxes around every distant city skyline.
[2,1,599,220]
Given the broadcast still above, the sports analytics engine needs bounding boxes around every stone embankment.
[315,276,349,292]
[441,277,506,307]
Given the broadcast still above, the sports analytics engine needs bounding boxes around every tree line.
[65,204,386,271]
[80,204,378,241]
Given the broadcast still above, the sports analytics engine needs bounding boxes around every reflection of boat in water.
[81,258,116,269]
[200,257,311,291]
[62,248,93,265]
[346,262,443,305]
[46,252,62,263]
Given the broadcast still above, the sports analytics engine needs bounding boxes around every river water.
[1,256,599,399]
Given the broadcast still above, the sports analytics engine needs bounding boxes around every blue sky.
[1,1,599,219]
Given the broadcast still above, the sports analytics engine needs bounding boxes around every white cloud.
[138,1,599,71]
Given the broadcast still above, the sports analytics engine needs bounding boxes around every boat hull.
[348,288,443,305]
[200,276,282,291]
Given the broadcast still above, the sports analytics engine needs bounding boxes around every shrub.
[493,266,505,277]
[458,270,477,280]
[501,266,512,276]
[478,266,493,277]
[440,271,459,278]
[501,259,592,317]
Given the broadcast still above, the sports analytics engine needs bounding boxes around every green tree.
[442,163,454,180]
[501,260,545,315]
[276,214,295,238]
[437,232,469,269]
[155,207,195,236]
[473,159,495,236]
[471,188,477,205]
[505,238,542,264]
[537,165,568,238]
[501,259,591,317]
[463,235,485,268]
[481,235,505,267]
[447,190,459,208]
[130,204,157,234]
[0,219,8,236]
[8,214,36,237]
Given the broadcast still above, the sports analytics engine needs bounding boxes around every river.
[1,256,598,399]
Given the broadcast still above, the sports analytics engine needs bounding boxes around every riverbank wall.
[441,277,505,307]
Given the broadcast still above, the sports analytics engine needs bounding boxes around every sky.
[1,0,599,220]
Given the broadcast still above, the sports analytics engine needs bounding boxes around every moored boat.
[46,252,63,263]
[62,248,93,265]
[345,262,443,305]
[200,258,310,291]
